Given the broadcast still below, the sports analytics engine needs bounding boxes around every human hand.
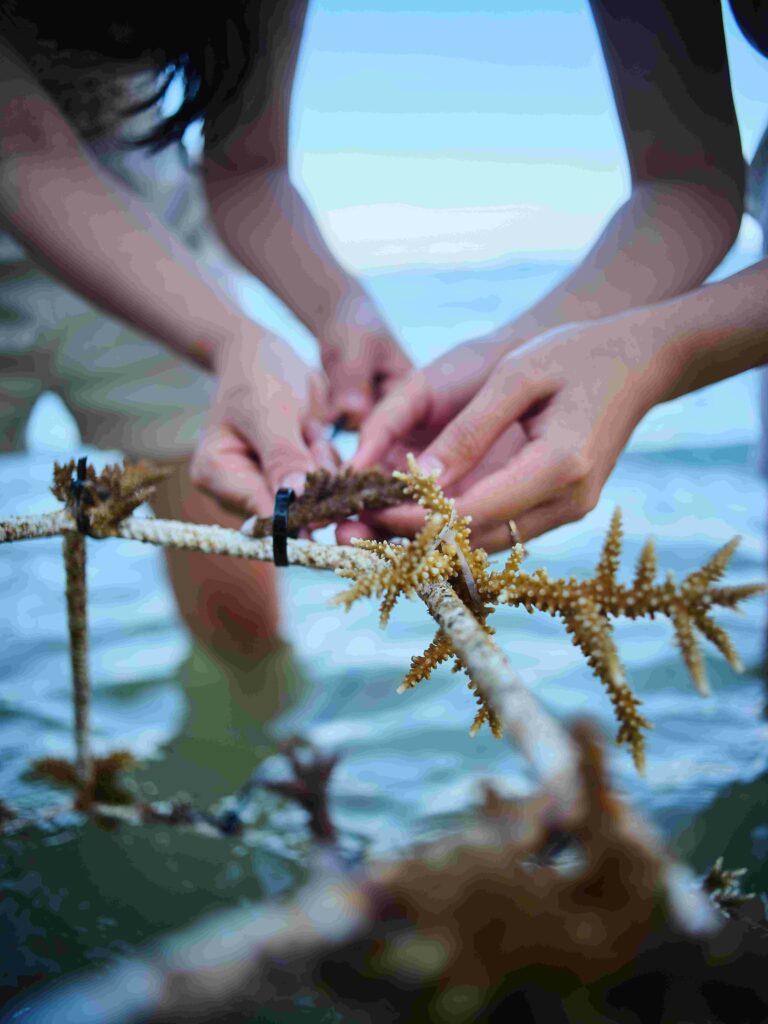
[191,330,339,517]
[319,295,412,428]
[334,335,516,545]
[351,335,515,473]
[344,311,677,551]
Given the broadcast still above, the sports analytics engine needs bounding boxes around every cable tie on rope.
[273,488,297,567]
[70,456,93,536]
[329,414,348,439]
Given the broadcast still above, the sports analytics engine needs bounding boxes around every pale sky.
[284,0,768,270]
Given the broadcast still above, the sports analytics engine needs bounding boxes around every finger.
[454,436,587,527]
[309,436,340,474]
[335,520,377,546]
[465,521,519,555]
[356,502,431,539]
[191,424,274,517]
[308,371,332,424]
[323,346,374,428]
[512,494,589,542]
[234,401,317,497]
[304,419,326,445]
[382,441,411,472]
[374,347,414,400]
[450,422,527,492]
[351,373,431,471]
[416,369,553,489]
[334,387,373,430]
[262,434,315,496]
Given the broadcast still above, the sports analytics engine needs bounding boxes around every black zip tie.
[330,414,348,439]
[273,487,296,567]
[70,456,92,536]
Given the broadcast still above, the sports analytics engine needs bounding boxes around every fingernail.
[240,514,258,536]
[279,472,307,497]
[416,455,444,479]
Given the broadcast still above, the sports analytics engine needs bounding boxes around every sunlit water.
[1,248,767,1013]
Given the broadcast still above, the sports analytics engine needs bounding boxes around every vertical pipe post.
[63,531,91,787]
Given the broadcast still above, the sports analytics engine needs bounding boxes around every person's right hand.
[332,335,514,545]
[351,335,514,473]
[345,308,677,551]
[191,329,339,518]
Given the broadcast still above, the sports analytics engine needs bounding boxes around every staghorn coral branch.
[124,519,581,804]
[707,582,767,608]
[683,537,741,594]
[593,506,623,595]
[562,597,651,771]
[0,503,578,805]
[417,577,579,809]
[1,460,763,777]
[633,537,658,595]
[694,611,743,673]
[398,629,454,693]
[670,601,709,696]
[480,509,766,762]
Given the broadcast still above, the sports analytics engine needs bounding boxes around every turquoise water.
[1,250,767,1011]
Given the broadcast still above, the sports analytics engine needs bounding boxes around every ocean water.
[1,248,767,1012]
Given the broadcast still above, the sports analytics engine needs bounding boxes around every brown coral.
[29,750,138,809]
[242,467,408,538]
[52,457,171,537]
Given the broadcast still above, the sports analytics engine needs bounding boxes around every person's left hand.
[191,329,338,518]
[342,309,677,552]
[318,295,413,428]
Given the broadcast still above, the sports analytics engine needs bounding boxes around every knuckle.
[447,418,486,464]
[496,354,530,386]
[581,486,600,516]
[189,450,211,488]
[262,437,306,475]
[557,450,592,488]
[561,488,596,525]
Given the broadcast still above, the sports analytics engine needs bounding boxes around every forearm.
[0,129,254,368]
[205,165,386,339]
[495,179,743,346]
[651,256,768,400]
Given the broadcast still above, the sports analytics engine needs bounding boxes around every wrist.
[317,290,389,346]
[612,302,690,409]
[207,319,268,375]
[479,312,541,355]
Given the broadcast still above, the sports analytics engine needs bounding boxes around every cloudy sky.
[286,0,768,270]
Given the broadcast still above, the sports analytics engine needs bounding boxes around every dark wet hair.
[729,0,768,60]
[0,2,264,150]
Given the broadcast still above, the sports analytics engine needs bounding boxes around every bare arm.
[202,0,411,424]
[0,38,335,512]
[351,0,757,550]
[493,0,744,346]
[0,39,255,368]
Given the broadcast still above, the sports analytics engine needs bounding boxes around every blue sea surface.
[1,247,766,1009]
